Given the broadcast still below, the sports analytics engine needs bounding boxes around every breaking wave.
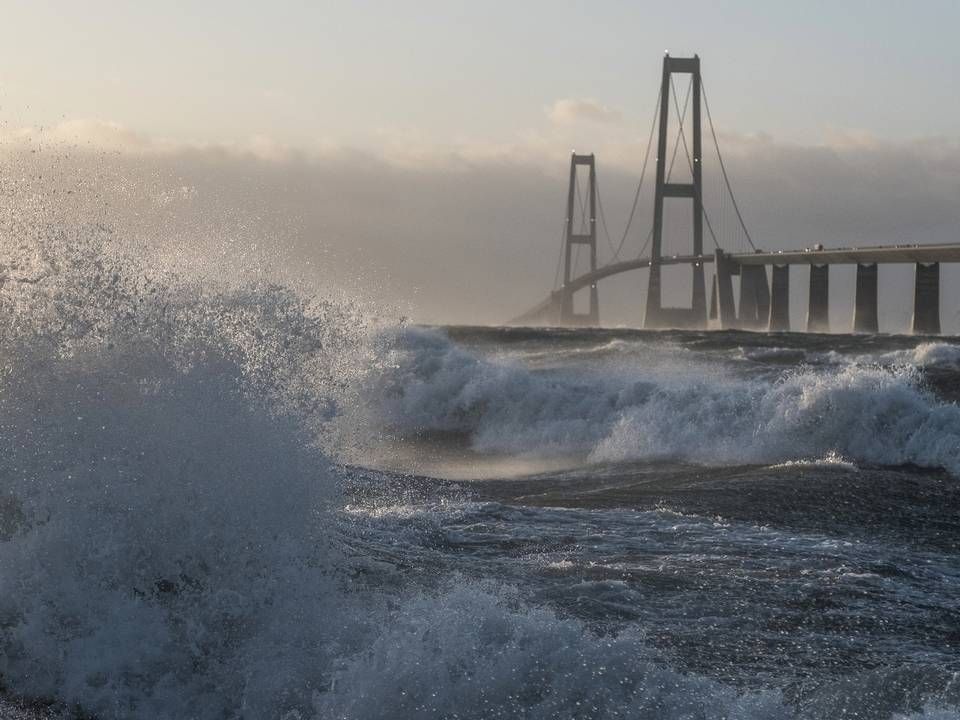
[0,219,382,717]
[373,327,960,476]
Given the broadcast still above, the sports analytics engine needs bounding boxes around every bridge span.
[511,54,958,335]
[514,244,960,334]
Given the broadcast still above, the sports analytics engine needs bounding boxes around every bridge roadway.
[514,242,960,332]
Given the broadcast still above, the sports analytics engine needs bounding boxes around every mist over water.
[0,156,959,719]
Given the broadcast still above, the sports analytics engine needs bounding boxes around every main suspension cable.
[595,177,617,261]
[637,225,654,260]
[701,78,757,251]
[591,86,665,266]
[604,87,663,263]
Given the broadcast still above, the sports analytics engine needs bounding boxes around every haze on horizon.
[3,0,960,329]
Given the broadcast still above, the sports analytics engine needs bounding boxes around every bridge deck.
[513,243,960,325]
[730,243,960,266]
[560,243,960,295]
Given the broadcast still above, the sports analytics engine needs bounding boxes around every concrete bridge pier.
[709,275,718,321]
[713,249,739,329]
[807,264,830,333]
[853,263,879,333]
[738,265,771,330]
[737,267,758,329]
[768,264,790,331]
[912,262,941,334]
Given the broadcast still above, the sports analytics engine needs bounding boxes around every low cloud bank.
[3,121,959,327]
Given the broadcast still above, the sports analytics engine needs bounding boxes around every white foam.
[876,342,960,369]
[770,451,859,471]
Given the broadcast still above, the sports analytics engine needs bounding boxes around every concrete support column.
[738,265,770,330]
[853,263,878,333]
[768,265,790,332]
[738,266,758,329]
[912,262,941,335]
[644,264,663,328]
[755,267,771,328]
[709,274,718,321]
[807,264,830,333]
[714,249,738,330]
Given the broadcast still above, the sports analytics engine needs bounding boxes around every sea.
[1,228,959,719]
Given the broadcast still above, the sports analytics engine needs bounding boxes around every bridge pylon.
[644,54,707,329]
[561,153,599,325]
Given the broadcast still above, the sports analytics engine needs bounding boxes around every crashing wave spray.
[0,161,379,716]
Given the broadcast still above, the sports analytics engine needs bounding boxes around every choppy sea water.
[1,228,959,718]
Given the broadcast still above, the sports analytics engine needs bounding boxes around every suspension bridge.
[512,54,960,334]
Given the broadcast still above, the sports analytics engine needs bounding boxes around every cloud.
[8,119,158,152]
[0,120,313,163]
[546,98,623,126]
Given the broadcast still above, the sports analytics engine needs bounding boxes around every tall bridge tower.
[644,54,707,329]
[561,153,599,324]
[512,53,957,336]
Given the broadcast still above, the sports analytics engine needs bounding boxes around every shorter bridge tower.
[561,153,599,325]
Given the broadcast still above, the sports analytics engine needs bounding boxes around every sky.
[2,1,960,328]
[5,1,960,147]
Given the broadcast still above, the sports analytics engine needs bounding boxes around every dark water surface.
[4,314,960,719]
[340,326,960,719]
